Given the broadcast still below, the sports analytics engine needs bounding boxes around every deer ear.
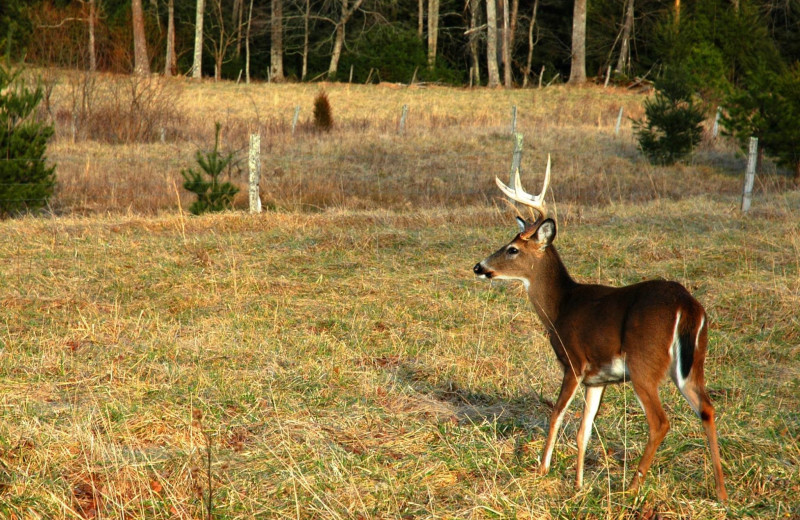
[534,219,557,248]
[515,216,527,233]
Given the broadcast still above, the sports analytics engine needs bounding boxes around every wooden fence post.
[249,133,262,214]
[510,105,517,134]
[291,106,300,135]
[741,136,758,213]
[712,106,722,139]
[615,107,624,136]
[399,104,409,134]
[510,133,523,185]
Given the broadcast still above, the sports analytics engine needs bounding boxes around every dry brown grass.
[35,71,794,216]
[2,71,798,518]
[1,190,799,517]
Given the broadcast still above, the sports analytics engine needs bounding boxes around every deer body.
[473,158,727,501]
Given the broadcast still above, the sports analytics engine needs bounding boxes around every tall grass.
[34,71,794,216]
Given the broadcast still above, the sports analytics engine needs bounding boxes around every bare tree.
[486,0,500,87]
[467,0,481,85]
[246,0,254,82]
[165,0,177,76]
[207,0,242,80]
[419,0,425,38]
[271,0,285,81]
[509,0,519,83]
[568,0,587,84]
[233,0,244,56]
[87,0,96,71]
[327,0,366,79]
[614,0,633,75]
[522,0,539,87]
[193,0,205,79]
[302,0,311,80]
[244,0,268,83]
[132,0,150,75]
[501,0,510,87]
[428,0,439,69]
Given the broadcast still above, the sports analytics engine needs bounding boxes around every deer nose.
[473,263,487,276]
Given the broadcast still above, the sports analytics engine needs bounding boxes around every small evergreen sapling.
[0,64,56,217]
[181,123,239,215]
[633,72,705,166]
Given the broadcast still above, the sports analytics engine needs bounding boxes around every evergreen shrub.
[0,65,56,217]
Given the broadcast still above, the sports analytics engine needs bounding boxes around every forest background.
[1,0,798,92]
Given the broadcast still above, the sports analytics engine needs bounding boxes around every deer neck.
[526,245,575,330]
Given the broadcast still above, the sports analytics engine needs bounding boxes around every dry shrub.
[56,73,184,144]
[313,91,333,132]
[91,76,185,143]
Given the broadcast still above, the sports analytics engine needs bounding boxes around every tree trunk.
[614,0,633,75]
[327,0,365,79]
[418,0,424,38]
[522,0,539,87]
[246,0,253,82]
[486,0,500,87]
[271,0,285,81]
[427,0,439,69]
[469,0,481,86]
[233,0,243,57]
[302,0,310,80]
[568,0,587,85]
[192,0,205,79]
[674,0,680,23]
[88,0,96,71]
[501,0,511,87]
[165,0,177,76]
[510,0,519,80]
[132,0,150,75]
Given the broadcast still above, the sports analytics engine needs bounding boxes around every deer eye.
[507,246,519,255]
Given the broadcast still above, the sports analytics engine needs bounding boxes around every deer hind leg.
[628,377,670,492]
[671,318,728,501]
[575,385,605,489]
[676,377,728,502]
[539,372,580,476]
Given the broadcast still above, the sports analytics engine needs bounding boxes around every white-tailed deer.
[473,156,727,501]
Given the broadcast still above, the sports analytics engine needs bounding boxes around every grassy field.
[1,74,799,518]
[38,72,792,216]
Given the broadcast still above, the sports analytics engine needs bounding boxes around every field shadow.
[383,357,553,439]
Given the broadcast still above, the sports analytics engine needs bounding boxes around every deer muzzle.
[473,262,493,278]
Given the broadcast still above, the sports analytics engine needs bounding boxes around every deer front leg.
[576,385,605,488]
[539,371,580,475]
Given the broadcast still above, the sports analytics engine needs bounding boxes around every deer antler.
[495,154,551,219]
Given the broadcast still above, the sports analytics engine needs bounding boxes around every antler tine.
[495,154,551,218]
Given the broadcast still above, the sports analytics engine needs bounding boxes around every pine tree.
[633,71,705,166]
[181,123,239,215]
[723,64,800,182]
[0,65,56,218]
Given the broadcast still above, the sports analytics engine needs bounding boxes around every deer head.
[473,155,558,291]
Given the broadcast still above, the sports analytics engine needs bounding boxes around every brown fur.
[474,217,727,501]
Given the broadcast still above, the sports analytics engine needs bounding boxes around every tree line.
[1,0,798,90]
